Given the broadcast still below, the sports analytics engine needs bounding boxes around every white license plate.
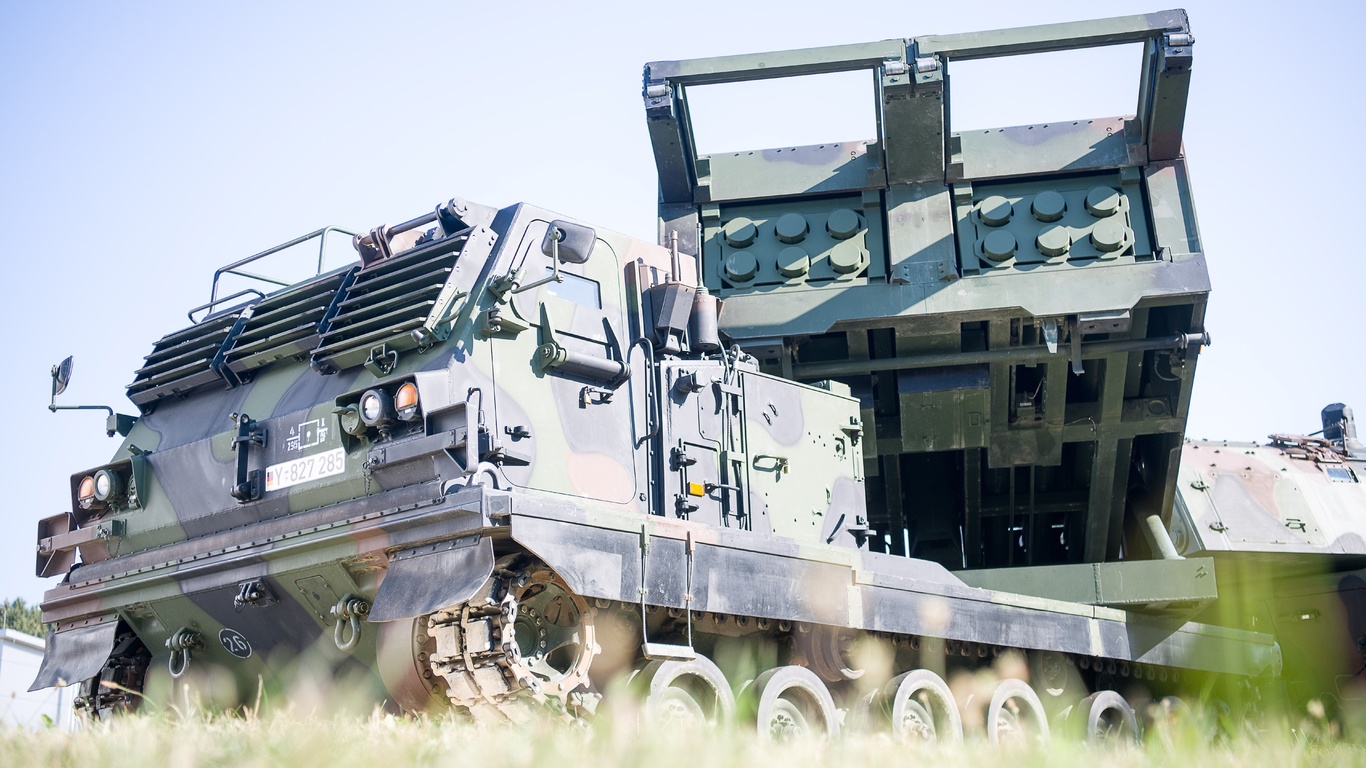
[264,448,346,492]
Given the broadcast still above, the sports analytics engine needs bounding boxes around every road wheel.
[748,665,839,741]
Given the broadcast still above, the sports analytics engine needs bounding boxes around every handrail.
[631,337,659,446]
[187,288,265,323]
[207,225,358,318]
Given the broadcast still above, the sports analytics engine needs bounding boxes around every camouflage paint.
[32,10,1292,726]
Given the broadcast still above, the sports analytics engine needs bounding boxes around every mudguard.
[368,535,495,621]
[29,621,118,691]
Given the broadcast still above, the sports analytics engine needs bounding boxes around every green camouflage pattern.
[646,8,1205,571]
[31,10,1299,729]
[1172,426,1366,711]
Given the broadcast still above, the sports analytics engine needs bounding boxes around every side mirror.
[48,355,138,438]
[51,356,74,398]
[541,220,595,264]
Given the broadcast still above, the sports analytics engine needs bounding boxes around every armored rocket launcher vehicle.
[33,9,1343,740]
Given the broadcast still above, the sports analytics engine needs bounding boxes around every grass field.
[5,700,1366,768]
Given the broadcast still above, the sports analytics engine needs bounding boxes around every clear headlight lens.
[359,389,393,426]
[361,393,382,421]
[93,469,122,502]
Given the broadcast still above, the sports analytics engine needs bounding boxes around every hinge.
[674,494,699,517]
[671,445,696,470]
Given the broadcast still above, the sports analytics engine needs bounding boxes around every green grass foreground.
[4,708,1366,768]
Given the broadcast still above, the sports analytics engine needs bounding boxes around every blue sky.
[2,1,1362,605]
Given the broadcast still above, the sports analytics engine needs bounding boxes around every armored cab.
[645,9,1203,572]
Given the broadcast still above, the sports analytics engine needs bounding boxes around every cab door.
[488,214,637,505]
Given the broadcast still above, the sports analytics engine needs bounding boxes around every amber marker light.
[395,382,420,422]
[77,475,98,510]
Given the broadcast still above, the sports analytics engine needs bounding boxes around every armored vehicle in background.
[1170,405,1366,719]
[32,10,1315,741]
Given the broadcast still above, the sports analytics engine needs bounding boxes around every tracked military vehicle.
[32,10,1305,741]
[1169,405,1366,722]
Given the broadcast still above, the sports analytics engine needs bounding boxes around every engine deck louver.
[221,267,356,379]
[311,232,471,373]
[126,306,253,408]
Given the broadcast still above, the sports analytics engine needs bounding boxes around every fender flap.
[28,620,119,691]
[368,535,494,622]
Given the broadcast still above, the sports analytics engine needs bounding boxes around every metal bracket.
[673,371,705,395]
[579,386,613,407]
[364,344,398,377]
[233,579,278,611]
[532,303,563,373]
[93,519,126,541]
[413,285,467,350]
[476,307,529,339]
[753,454,790,474]
[49,356,137,438]
[840,416,862,445]
[1069,321,1085,376]
[1042,318,1059,354]
[229,412,267,503]
[486,269,521,303]
[713,379,742,399]
[513,226,566,294]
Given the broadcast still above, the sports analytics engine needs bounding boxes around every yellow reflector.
[78,475,96,501]
[687,482,706,497]
[395,382,419,411]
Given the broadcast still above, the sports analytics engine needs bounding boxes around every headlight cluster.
[340,380,422,437]
[77,467,128,511]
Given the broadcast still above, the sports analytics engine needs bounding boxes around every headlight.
[359,389,394,427]
[395,382,420,422]
[93,469,123,503]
